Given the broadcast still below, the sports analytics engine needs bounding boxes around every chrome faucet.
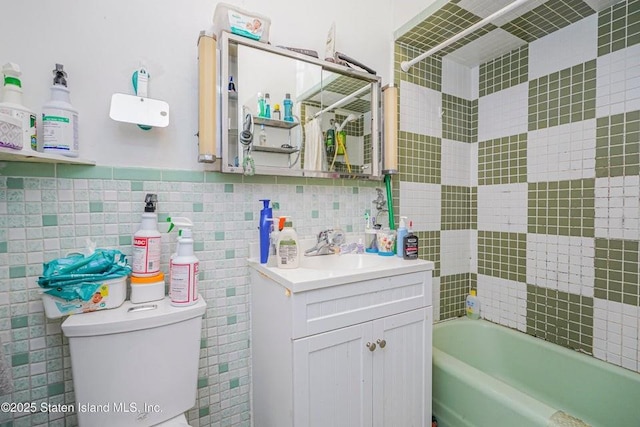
[304,228,346,256]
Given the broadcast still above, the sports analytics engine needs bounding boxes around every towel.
[0,337,13,395]
[303,118,326,172]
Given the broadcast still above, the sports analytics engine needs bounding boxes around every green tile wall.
[597,0,640,56]
[440,273,475,319]
[595,110,640,177]
[394,43,442,91]
[526,285,593,353]
[441,186,476,230]
[528,60,596,131]
[417,231,440,277]
[478,231,527,282]
[528,179,595,237]
[501,0,596,42]
[442,94,478,143]
[478,134,528,185]
[479,46,529,97]
[398,131,441,184]
[594,238,640,305]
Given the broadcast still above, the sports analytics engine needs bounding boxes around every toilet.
[61,296,206,427]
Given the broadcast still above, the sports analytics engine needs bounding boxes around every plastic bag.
[38,249,131,301]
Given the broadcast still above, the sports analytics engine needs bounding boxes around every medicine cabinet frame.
[219,32,383,179]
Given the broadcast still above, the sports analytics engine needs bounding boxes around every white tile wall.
[441,58,474,99]
[478,83,529,141]
[477,274,528,332]
[595,176,640,240]
[399,181,441,231]
[477,183,528,233]
[529,15,598,80]
[594,299,640,372]
[444,29,527,68]
[441,139,473,186]
[526,234,595,297]
[432,276,441,321]
[399,80,442,137]
[440,230,473,276]
[527,119,596,182]
[596,43,640,117]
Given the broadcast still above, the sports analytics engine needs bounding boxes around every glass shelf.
[253,116,299,129]
[252,145,299,154]
[0,148,96,165]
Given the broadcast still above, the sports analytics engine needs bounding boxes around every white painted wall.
[0,0,393,169]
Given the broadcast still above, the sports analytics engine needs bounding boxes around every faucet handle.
[317,229,332,243]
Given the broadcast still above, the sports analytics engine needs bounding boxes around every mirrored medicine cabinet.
[219,32,382,179]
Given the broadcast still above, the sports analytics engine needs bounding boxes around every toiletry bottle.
[273,103,281,120]
[257,92,265,117]
[0,62,37,151]
[42,64,79,157]
[258,199,273,264]
[365,213,377,253]
[132,194,161,277]
[266,216,286,267]
[396,216,408,257]
[283,93,294,122]
[259,125,267,146]
[403,220,419,260]
[277,219,299,269]
[169,217,199,307]
[264,93,271,119]
[465,289,481,319]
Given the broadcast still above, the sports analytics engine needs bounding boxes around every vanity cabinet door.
[372,307,432,427]
[293,322,374,427]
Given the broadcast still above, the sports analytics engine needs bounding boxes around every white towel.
[0,337,13,395]
[303,118,326,172]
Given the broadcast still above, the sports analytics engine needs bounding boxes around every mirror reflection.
[221,33,381,179]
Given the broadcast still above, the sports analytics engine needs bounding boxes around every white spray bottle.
[132,194,161,277]
[0,62,37,151]
[42,64,79,157]
[168,216,199,307]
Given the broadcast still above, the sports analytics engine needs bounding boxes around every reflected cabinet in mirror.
[220,32,382,179]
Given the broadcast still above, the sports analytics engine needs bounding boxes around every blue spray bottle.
[259,199,273,264]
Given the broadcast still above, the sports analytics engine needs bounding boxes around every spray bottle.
[132,194,161,277]
[168,217,199,307]
[42,64,79,157]
[0,63,37,151]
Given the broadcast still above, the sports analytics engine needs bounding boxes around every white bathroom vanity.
[248,254,434,426]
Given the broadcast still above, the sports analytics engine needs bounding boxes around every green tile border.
[161,170,205,183]
[57,164,113,179]
[113,167,162,181]
[0,162,55,177]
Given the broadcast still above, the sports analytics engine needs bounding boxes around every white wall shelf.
[0,148,95,165]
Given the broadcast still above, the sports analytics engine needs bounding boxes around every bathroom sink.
[248,251,433,293]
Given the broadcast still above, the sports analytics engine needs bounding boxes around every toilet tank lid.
[61,296,206,337]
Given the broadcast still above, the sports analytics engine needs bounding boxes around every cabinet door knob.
[366,342,377,352]
[376,339,386,348]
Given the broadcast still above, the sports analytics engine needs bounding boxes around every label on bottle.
[42,110,78,152]
[170,262,199,303]
[132,236,161,275]
[278,239,298,265]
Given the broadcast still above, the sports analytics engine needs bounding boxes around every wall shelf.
[252,145,299,154]
[0,148,96,165]
[253,116,299,129]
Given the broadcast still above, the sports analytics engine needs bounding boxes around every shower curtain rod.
[311,85,370,120]
[400,0,531,72]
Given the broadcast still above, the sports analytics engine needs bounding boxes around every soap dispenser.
[259,199,273,264]
[396,216,408,257]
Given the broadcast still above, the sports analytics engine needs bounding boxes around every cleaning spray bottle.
[132,194,161,277]
[0,62,37,151]
[258,199,272,264]
[42,64,79,157]
[396,216,408,257]
[168,217,199,307]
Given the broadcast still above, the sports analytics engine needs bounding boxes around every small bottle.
[396,216,408,257]
[42,64,79,157]
[257,92,265,117]
[259,125,267,146]
[277,219,299,269]
[170,220,199,307]
[283,93,294,122]
[465,289,481,320]
[403,221,419,260]
[273,103,281,120]
[264,93,271,119]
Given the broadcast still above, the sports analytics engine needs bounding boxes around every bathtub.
[432,317,640,427]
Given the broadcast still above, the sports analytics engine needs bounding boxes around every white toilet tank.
[62,296,206,427]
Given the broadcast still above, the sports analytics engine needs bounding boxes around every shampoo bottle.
[258,199,273,264]
[0,62,37,151]
[42,64,79,157]
[169,217,199,307]
[396,216,408,257]
[277,219,299,269]
[403,220,419,260]
[465,289,481,320]
[132,194,161,277]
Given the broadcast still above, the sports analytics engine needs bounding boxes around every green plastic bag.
[38,249,131,301]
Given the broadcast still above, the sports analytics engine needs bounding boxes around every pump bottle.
[0,62,37,151]
[42,64,79,157]
[168,217,199,307]
[258,199,272,264]
[396,216,408,257]
[132,194,161,277]
[276,219,299,269]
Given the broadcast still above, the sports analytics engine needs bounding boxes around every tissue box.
[213,2,271,43]
[41,277,126,319]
